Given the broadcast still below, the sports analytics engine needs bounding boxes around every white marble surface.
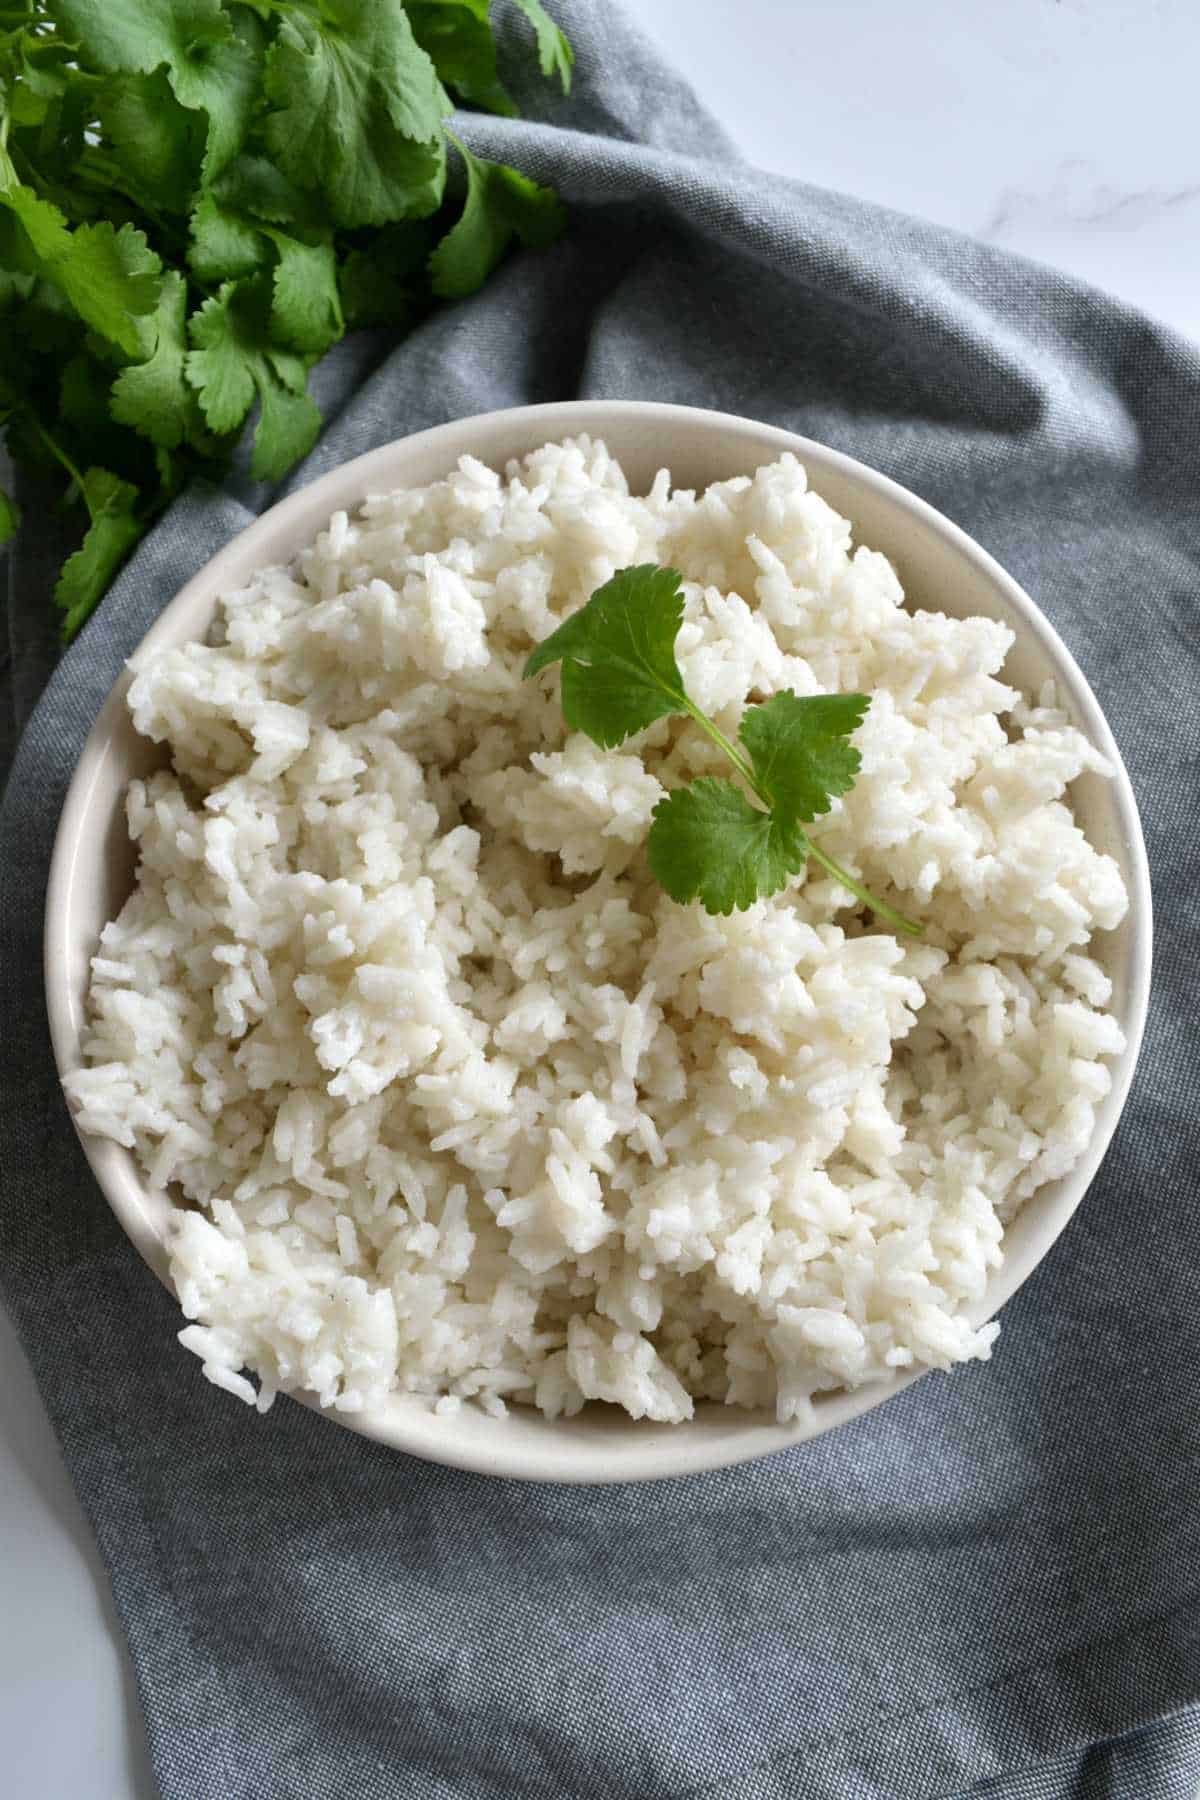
[3,3,1198,1795]
[639,0,1200,342]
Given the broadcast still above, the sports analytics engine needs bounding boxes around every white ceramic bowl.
[45,401,1152,1483]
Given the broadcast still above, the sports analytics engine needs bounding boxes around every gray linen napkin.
[3,7,1198,1796]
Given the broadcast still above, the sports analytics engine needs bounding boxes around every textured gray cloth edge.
[2,6,1198,1798]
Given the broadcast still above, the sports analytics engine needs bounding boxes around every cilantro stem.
[805,841,923,938]
[681,696,762,795]
[33,421,90,513]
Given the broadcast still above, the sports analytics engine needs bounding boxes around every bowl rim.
[44,399,1154,1483]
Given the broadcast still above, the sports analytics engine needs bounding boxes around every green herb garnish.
[0,0,572,639]
[524,564,922,933]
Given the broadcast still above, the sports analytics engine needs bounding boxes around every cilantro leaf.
[250,371,320,481]
[210,154,315,227]
[429,137,566,299]
[97,70,204,213]
[524,564,689,748]
[0,141,77,265]
[0,487,19,547]
[189,200,343,355]
[57,221,163,356]
[263,228,343,355]
[0,184,71,271]
[0,146,162,355]
[648,779,809,916]
[185,279,320,479]
[7,35,69,129]
[196,7,266,179]
[262,0,449,228]
[111,270,192,449]
[54,468,143,639]
[512,0,574,93]
[51,0,229,79]
[0,137,162,351]
[407,0,516,117]
[188,193,268,281]
[53,0,262,177]
[739,691,868,824]
[184,284,257,433]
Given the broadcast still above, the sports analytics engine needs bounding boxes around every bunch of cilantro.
[0,0,572,640]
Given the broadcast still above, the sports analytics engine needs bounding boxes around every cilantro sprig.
[0,0,572,639]
[524,565,922,933]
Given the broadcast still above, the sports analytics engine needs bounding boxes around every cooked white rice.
[64,439,1128,1426]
